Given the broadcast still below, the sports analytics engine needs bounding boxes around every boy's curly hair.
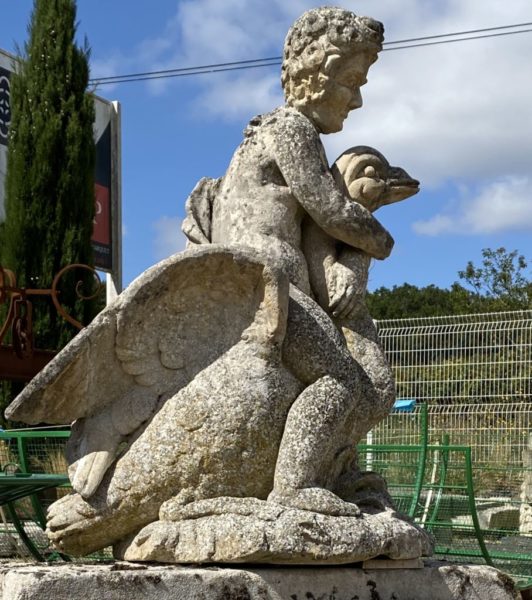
[282,7,384,109]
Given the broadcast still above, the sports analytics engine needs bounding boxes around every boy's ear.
[323,53,342,74]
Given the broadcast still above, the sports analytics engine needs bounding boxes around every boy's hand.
[327,262,365,320]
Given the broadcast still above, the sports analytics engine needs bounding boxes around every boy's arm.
[271,111,394,260]
[303,219,371,320]
[301,218,337,310]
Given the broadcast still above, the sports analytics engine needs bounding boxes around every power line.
[92,56,282,83]
[92,61,280,85]
[90,24,531,85]
[382,20,532,45]
[89,22,532,86]
[381,27,532,52]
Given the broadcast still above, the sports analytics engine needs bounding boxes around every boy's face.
[306,52,376,134]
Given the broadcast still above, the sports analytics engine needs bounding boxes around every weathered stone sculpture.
[6,7,432,563]
[303,146,420,449]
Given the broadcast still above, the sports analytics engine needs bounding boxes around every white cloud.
[195,72,282,120]
[413,214,454,236]
[121,0,532,187]
[109,0,316,103]
[413,176,532,235]
[90,56,126,94]
[99,0,532,243]
[324,5,532,186]
[166,0,306,64]
[152,216,188,262]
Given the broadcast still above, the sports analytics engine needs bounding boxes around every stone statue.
[305,145,420,321]
[6,7,432,564]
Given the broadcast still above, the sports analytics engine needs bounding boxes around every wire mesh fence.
[368,310,532,586]
[373,310,532,497]
[370,403,531,499]
[376,310,532,406]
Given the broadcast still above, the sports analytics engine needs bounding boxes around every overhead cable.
[382,28,532,52]
[89,22,532,86]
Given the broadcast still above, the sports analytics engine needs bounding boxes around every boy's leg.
[268,374,361,516]
[273,286,377,514]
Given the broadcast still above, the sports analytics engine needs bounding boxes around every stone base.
[0,561,519,600]
[114,500,433,564]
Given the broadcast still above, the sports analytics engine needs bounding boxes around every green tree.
[1,0,96,351]
[367,283,473,320]
[0,0,97,420]
[367,248,531,320]
[458,247,531,311]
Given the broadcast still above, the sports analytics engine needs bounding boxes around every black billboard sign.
[0,66,10,146]
[0,49,120,277]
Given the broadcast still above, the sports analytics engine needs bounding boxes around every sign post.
[0,48,122,300]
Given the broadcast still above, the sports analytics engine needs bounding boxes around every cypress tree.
[1,0,96,354]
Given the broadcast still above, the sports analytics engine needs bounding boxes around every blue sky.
[2,0,531,292]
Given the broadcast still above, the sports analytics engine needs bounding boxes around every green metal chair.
[0,429,70,561]
[358,431,532,590]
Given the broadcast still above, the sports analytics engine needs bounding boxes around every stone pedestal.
[115,503,433,565]
[0,561,519,600]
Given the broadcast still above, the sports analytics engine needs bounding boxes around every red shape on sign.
[93,184,110,245]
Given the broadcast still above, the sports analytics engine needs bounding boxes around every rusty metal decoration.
[0,264,103,381]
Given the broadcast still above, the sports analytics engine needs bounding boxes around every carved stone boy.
[6,8,434,562]
[184,8,398,516]
[185,7,393,295]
